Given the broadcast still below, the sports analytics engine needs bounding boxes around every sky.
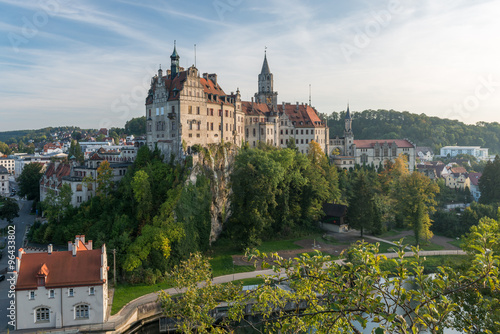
[1,0,500,132]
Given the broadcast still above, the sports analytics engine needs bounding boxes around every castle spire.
[170,40,180,77]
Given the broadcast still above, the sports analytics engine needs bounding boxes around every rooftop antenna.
[309,84,311,106]
[194,44,197,68]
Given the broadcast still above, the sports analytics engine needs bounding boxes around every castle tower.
[170,41,180,77]
[254,51,278,111]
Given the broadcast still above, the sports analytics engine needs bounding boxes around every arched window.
[75,304,89,319]
[36,307,50,322]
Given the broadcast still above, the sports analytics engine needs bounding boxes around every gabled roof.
[16,248,104,290]
[354,139,414,149]
[278,104,326,128]
[241,101,271,116]
[0,166,8,174]
[469,172,482,186]
[450,167,467,175]
[322,203,347,217]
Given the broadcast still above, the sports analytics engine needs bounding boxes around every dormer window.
[37,277,45,286]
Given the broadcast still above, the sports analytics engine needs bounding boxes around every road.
[0,197,34,331]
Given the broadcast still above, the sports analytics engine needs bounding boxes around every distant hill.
[0,126,87,144]
[324,109,500,155]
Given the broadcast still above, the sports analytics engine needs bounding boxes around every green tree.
[18,162,44,201]
[125,116,146,135]
[348,170,375,236]
[162,218,500,333]
[398,171,439,245]
[68,140,84,163]
[96,161,114,197]
[158,253,240,333]
[479,155,500,204]
[42,184,73,223]
[0,198,19,224]
[131,170,152,225]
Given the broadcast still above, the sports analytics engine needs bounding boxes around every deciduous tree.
[17,162,44,201]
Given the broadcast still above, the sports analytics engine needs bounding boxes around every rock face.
[190,143,237,245]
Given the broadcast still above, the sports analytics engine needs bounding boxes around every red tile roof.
[450,167,467,175]
[16,247,104,290]
[469,172,481,186]
[241,102,270,116]
[278,104,326,128]
[354,139,414,149]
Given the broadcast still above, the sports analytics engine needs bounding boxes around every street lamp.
[232,261,235,281]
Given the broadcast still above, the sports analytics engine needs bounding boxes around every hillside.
[325,109,500,155]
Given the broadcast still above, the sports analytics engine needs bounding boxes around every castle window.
[361,154,368,164]
[161,107,164,115]
[301,139,304,144]
[253,129,256,136]
[197,122,201,130]
[207,108,209,115]
[89,287,95,295]
[280,130,283,135]
[375,148,380,157]
[392,147,397,156]
[188,106,192,114]
[197,107,200,115]
[306,130,308,135]
[156,108,159,116]
[384,148,388,156]
[211,123,214,131]
[281,139,283,144]
[189,122,193,130]
[306,139,309,144]
[211,109,214,116]
[286,129,288,135]
[75,304,89,319]
[36,307,50,322]
[226,124,228,131]
[149,109,151,117]
[225,110,228,117]
[68,288,74,297]
[29,291,35,300]
[207,122,209,130]
[301,130,304,135]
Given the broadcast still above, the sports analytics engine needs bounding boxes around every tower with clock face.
[255,52,278,111]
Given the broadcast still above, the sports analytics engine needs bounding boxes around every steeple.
[170,41,180,77]
[344,103,353,136]
[261,51,270,75]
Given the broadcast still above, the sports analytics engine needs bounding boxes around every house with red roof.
[146,43,329,159]
[15,235,108,330]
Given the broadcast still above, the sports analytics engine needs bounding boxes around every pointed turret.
[346,103,351,119]
[170,41,180,77]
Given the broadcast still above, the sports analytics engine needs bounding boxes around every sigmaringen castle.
[146,43,416,171]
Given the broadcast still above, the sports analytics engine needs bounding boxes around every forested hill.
[324,109,500,155]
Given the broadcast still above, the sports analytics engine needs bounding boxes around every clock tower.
[254,51,278,111]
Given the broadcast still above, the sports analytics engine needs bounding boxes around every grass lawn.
[388,235,444,251]
[256,238,304,253]
[209,255,255,277]
[111,281,173,315]
[448,239,463,248]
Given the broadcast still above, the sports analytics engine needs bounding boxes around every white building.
[14,153,66,179]
[440,146,489,160]
[0,166,9,196]
[15,236,108,330]
[0,157,15,174]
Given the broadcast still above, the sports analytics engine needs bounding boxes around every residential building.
[416,147,434,162]
[443,166,470,190]
[329,107,416,171]
[440,146,489,160]
[40,153,132,207]
[469,172,482,201]
[14,153,66,179]
[146,44,329,159]
[0,166,9,196]
[15,236,108,330]
[0,157,15,174]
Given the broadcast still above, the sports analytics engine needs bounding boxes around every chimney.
[87,240,93,250]
[203,73,208,80]
[72,243,77,257]
[16,257,20,273]
[48,244,53,254]
[296,102,299,111]
[208,73,217,85]
[18,248,25,259]
[80,235,85,244]
[68,241,72,251]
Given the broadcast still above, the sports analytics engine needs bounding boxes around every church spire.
[346,103,351,119]
[260,50,270,75]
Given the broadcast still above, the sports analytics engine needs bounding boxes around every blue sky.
[1,0,500,132]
